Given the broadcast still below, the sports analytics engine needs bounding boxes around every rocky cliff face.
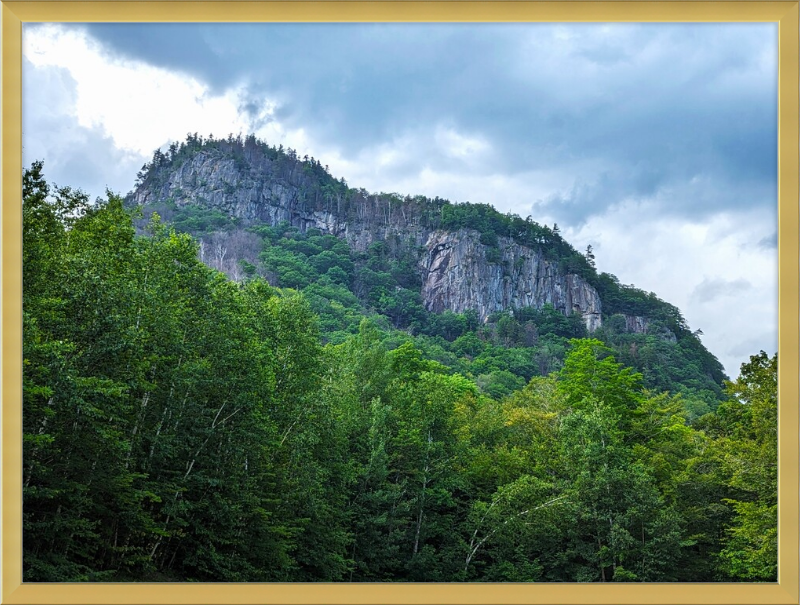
[129,150,432,252]
[129,145,603,330]
[130,151,345,233]
[624,315,650,334]
[422,230,602,328]
[621,314,677,343]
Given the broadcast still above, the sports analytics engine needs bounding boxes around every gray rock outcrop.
[422,230,602,327]
[129,146,603,330]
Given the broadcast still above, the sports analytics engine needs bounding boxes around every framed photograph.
[2,2,798,604]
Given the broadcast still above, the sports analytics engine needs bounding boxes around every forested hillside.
[130,134,727,413]
[23,161,777,582]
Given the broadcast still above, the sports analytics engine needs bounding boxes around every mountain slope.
[23,160,775,583]
[127,133,727,401]
[128,133,606,327]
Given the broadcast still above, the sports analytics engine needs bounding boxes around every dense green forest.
[23,161,776,582]
[146,202,725,416]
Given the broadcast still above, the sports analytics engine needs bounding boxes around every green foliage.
[718,501,777,581]
[713,352,778,581]
[23,166,345,582]
[25,161,772,583]
[169,204,238,235]
[559,339,645,418]
[514,303,587,340]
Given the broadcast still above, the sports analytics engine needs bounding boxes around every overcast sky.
[22,22,778,379]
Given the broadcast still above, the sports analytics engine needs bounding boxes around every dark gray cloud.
[40,22,776,227]
[690,277,754,304]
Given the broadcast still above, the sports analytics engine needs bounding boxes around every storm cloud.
[21,22,778,377]
[71,22,777,223]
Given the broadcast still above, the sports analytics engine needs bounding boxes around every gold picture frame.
[2,2,798,604]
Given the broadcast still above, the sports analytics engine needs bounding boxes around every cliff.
[128,136,604,326]
[422,230,602,330]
